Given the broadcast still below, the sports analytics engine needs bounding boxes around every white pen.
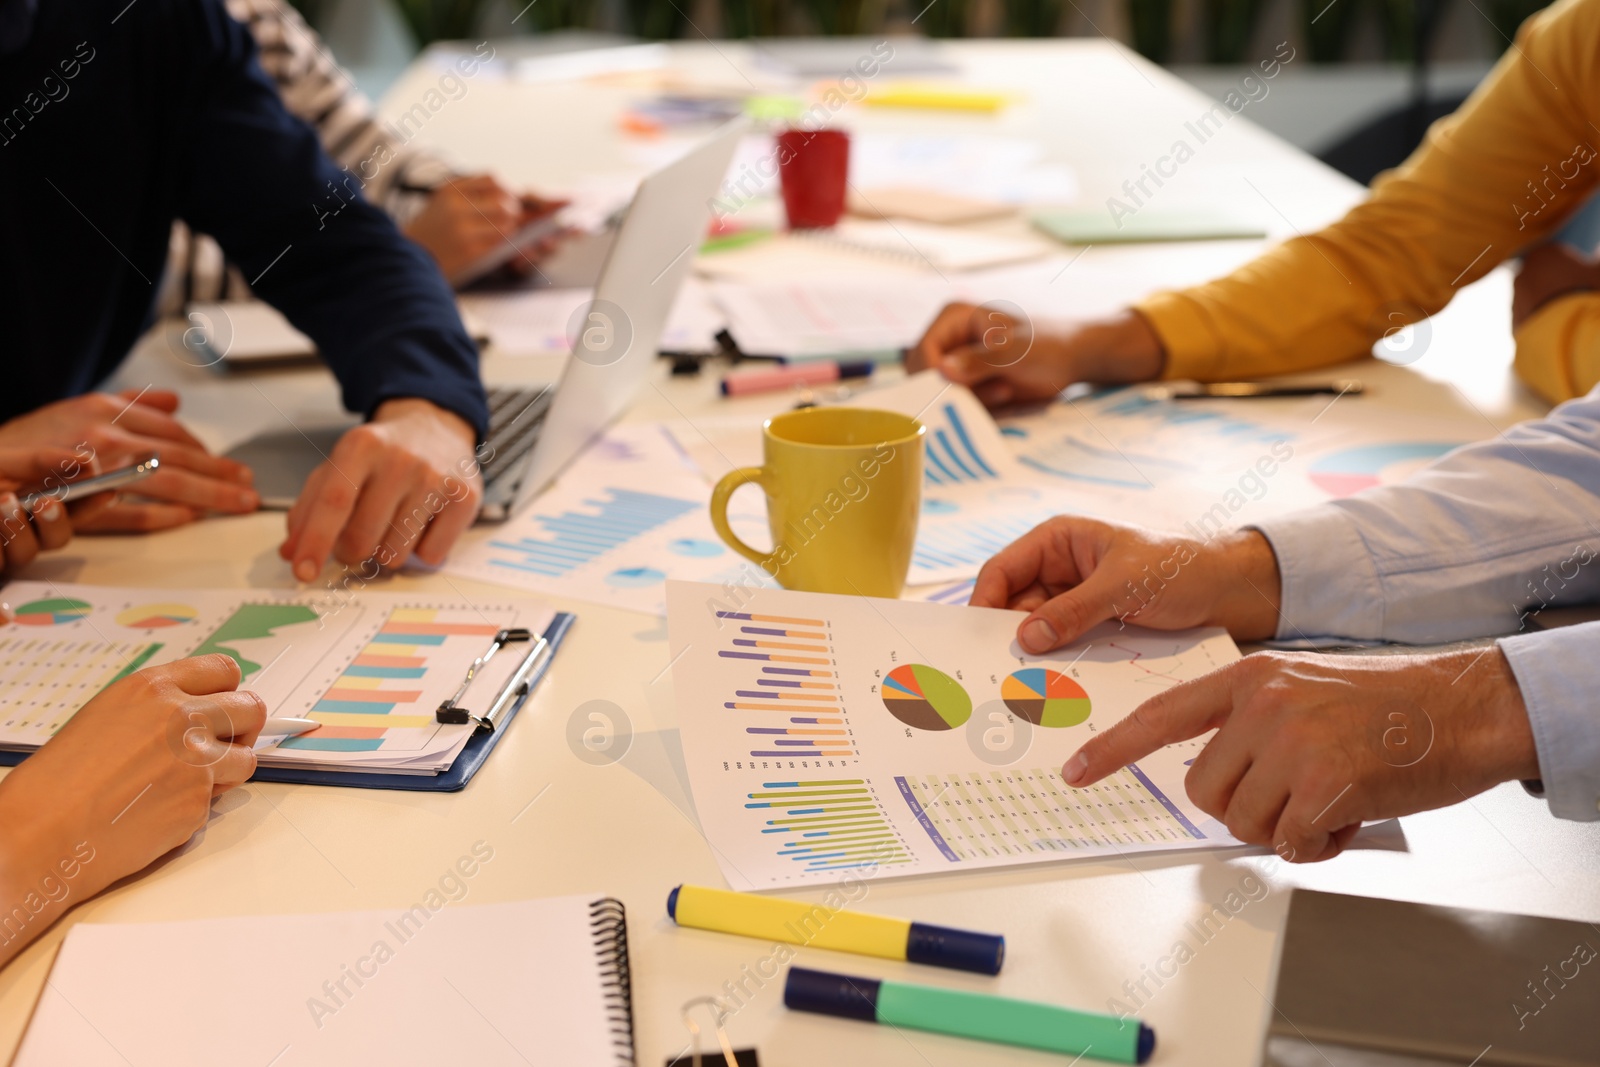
[261,717,319,738]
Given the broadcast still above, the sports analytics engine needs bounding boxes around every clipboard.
[251,611,576,792]
[0,612,576,794]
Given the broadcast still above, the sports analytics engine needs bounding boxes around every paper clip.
[434,626,550,734]
[679,996,741,1067]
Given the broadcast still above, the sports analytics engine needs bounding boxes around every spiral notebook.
[15,896,635,1066]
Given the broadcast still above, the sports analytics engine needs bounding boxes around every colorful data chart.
[1308,442,1459,497]
[485,487,698,579]
[13,598,92,626]
[882,664,971,731]
[115,603,199,629]
[745,778,911,874]
[0,636,163,743]
[285,609,501,753]
[924,401,1001,486]
[895,766,1205,861]
[1002,668,1091,727]
[716,610,853,761]
[910,506,1055,577]
[191,603,322,678]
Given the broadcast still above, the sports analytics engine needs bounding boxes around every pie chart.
[13,597,92,626]
[116,603,199,629]
[1308,442,1458,498]
[882,664,971,731]
[1002,668,1091,727]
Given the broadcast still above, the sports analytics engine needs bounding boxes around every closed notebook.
[16,896,635,1066]
[1033,208,1266,245]
[1264,890,1599,1067]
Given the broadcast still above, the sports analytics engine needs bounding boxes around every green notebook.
[1033,208,1266,245]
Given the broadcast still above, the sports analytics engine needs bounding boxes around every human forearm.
[1137,0,1600,381]
[0,782,99,969]
[1255,390,1600,643]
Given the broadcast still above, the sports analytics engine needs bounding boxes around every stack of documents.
[0,583,551,775]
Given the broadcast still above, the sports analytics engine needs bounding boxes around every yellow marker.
[863,86,1010,112]
[667,884,1004,974]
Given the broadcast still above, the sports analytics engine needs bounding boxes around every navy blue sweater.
[0,0,489,437]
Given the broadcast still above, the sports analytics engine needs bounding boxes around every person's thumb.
[1014,568,1129,653]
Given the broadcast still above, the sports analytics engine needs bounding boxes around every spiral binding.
[590,897,636,1067]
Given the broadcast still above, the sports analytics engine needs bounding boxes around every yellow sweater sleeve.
[1515,292,1600,401]
[1136,0,1600,390]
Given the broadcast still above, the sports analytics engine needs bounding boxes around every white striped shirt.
[160,0,453,312]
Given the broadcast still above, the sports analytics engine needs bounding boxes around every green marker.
[784,966,1154,1063]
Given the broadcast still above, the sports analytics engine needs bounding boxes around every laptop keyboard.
[480,385,555,506]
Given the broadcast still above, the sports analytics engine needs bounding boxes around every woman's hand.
[907,306,1167,408]
[0,655,263,966]
[0,447,115,573]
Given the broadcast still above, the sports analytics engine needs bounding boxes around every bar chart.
[923,401,1002,486]
[715,610,857,762]
[0,636,163,748]
[895,765,1205,862]
[744,778,912,875]
[483,487,698,579]
[282,609,504,753]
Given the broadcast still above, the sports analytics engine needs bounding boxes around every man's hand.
[405,175,565,285]
[1513,243,1600,329]
[1063,649,1541,862]
[0,447,115,572]
[0,654,262,967]
[280,398,483,580]
[971,518,1282,653]
[907,306,1167,409]
[0,389,257,531]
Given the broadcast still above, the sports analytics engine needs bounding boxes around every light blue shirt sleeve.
[1252,388,1600,821]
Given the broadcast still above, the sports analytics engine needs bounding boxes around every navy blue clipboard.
[0,612,576,794]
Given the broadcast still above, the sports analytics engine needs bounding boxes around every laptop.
[227,116,747,521]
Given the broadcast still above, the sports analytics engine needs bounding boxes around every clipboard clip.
[434,626,551,734]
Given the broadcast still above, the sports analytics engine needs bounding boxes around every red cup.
[776,128,850,230]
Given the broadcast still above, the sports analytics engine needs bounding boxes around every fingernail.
[1020,617,1057,653]
[1063,752,1089,786]
[36,499,61,521]
[294,559,317,582]
[238,489,260,510]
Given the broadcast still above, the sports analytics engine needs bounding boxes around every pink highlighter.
[719,360,874,397]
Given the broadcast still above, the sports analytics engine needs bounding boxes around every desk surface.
[1,37,1587,1067]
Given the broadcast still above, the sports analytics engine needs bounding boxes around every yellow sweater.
[1136,0,1600,403]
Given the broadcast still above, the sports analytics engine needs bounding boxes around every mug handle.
[709,466,777,571]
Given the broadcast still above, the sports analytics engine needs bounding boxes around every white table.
[0,38,1582,1067]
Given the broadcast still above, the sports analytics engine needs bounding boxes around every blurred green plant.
[798,0,874,34]
[1303,0,1356,61]
[1003,0,1064,36]
[914,0,970,37]
[1486,0,1549,44]
[628,0,690,37]
[1204,0,1264,61]
[721,0,786,35]
[392,0,485,42]
[1128,0,1173,62]
[283,0,331,26]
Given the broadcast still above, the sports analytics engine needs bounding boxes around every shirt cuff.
[1498,624,1600,821]
[1250,507,1384,642]
[1134,290,1226,381]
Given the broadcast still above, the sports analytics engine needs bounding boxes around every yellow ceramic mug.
[709,408,924,597]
